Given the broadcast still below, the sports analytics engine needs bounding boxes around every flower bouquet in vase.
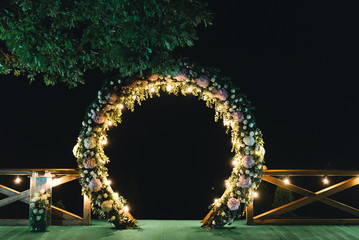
[29,172,52,232]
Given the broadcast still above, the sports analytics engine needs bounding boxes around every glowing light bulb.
[132,95,136,100]
[150,87,156,93]
[253,191,259,198]
[232,160,238,166]
[101,139,108,145]
[114,192,119,199]
[15,176,21,184]
[187,87,193,93]
[108,120,113,126]
[106,179,112,185]
[283,177,290,185]
[119,104,124,110]
[214,198,218,203]
[323,176,329,185]
[166,85,172,92]
[123,206,129,212]
[225,181,230,187]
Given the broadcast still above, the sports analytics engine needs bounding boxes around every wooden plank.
[126,211,138,224]
[52,206,83,220]
[0,184,29,204]
[83,194,91,225]
[263,176,359,217]
[246,202,254,225]
[52,175,79,188]
[0,168,79,175]
[263,169,359,176]
[255,177,359,219]
[0,219,28,226]
[0,189,29,208]
[200,210,213,224]
[253,219,359,225]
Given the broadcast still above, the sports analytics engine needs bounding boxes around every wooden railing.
[0,168,91,226]
[246,169,359,225]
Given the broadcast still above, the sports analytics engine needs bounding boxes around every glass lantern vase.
[29,172,52,232]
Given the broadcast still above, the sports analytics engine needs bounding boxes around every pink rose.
[89,178,102,192]
[174,69,188,81]
[82,158,97,169]
[238,175,252,188]
[232,112,244,122]
[214,88,228,101]
[242,155,255,168]
[227,197,241,211]
[196,76,210,88]
[92,112,105,124]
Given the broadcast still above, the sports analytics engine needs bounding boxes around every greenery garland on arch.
[73,61,265,229]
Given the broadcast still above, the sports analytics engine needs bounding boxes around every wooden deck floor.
[1,220,359,240]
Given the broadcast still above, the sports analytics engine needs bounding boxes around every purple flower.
[232,112,244,122]
[174,69,188,81]
[227,197,241,210]
[89,178,102,192]
[238,175,252,188]
[92,112,105,124]
[196,76,210,88]
[242,155,255,168]
[214,88,228,101]
[82,158,97,169]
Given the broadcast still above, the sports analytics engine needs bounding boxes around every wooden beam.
[52,175,79,188]
[83,194,91,225]
[0,189,29,208]
[0,184,29,204]
[246,202,254,225]
[263,169,359,176]
[255,177,359,219]
[0,168,79,175]
[52,206,83,220]
[200,210,213,224]
[253,219,359,225]
[0,219,28,226]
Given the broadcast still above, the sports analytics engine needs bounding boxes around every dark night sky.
[1,1,359,220]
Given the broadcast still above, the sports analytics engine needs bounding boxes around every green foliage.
[272,186,296,217]
[0,0,211,87]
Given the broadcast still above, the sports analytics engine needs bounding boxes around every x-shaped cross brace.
[254,176,359,220]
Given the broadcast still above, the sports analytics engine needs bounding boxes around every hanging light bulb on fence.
[323,176,329,185]
[14,176,21,184]
[283,177,290,185]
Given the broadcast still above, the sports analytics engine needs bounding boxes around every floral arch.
[73,62,265,229]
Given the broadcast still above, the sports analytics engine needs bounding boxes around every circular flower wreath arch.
[73,61,265,229]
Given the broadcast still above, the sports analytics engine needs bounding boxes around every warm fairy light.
[106,179,112,185]
[132,95,136,100]
[187,87,193,93]
[114,192,119,199]
[108,120,112,126]
[323,176,329,185]
[232,160,238,166]
[15,176,21,184]
[253,191,259,198]
[214,198,218,203]
[150,87,156,93]
[123,206,129,212]
[166,85,172,92]
[119,104,124,110]
[225,181,230,187]
[283,177,290,185]
[101,138,108,145]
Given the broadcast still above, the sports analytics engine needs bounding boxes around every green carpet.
[1,220,359,240]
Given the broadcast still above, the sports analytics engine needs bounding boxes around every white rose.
[33,209,38,214]
[101,200,114,212]
[243,136,255,146]
[84,136,97,149]
[36,216,42,221]
[39,209,44,214]
[103,193,108,199]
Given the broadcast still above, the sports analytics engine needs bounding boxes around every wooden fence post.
[83,194,91,225]
[246,202,254,225]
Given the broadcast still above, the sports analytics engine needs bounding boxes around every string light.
[150,87,156,93]
[283,177,290,185]
[123,206,129,212]
[113,192,119,199]
[232,160,238,166]
[323,176,329,185]
[253,191,259,198]
[132,95,136,100]
[225,181,230,187]
[101,138,108,145]
[14,176,21,184]
[166,85,173,92]
[107,120,112,126]
[118,104,124,110]
[187,87,193,93]
[106,179,112,185]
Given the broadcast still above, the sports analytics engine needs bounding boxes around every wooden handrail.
[0,168,79,175]
[263,169,359,176]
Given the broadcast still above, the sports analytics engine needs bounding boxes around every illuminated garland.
[73,62,265,229]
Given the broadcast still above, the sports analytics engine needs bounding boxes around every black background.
[1,1,359,220]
